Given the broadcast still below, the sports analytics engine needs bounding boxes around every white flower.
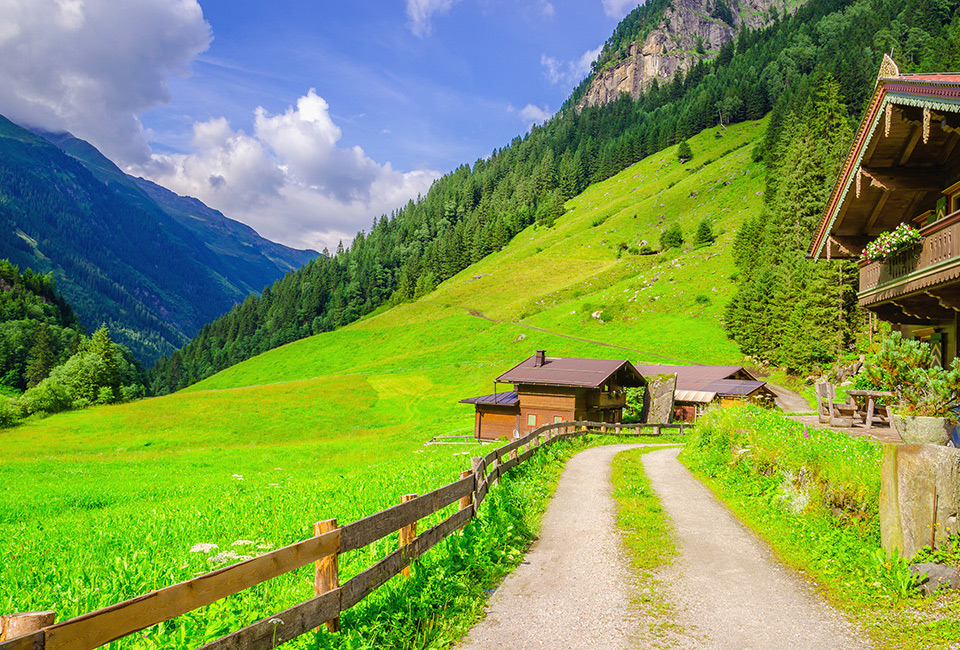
[231,540,255,546]
[189,543,218,553]
[231,474,244,481]
[208,550,253,565]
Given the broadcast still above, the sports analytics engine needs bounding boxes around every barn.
[633,365,776,422]
[460,351,647,441]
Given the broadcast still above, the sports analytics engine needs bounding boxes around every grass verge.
[679,406,960,649]
[318,436,588,650]
[611,445,691,647]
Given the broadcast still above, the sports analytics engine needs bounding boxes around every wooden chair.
[815,382,857,426]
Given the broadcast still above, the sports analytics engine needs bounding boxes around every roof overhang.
[810,59,960,260]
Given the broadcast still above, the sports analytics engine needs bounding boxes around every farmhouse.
[810,57,960,366]
[634,365,776,422]
[460,351,646,440]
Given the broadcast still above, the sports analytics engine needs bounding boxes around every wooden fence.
[0,420,691,650]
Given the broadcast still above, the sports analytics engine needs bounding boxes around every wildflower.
[231,474,244,481]
[208,550,253,565]
[231,539,255,546]
[189,543,218,553]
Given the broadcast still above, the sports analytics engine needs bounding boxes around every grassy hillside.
[0,118,767,644]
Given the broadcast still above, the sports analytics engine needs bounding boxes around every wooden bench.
[815,382,857,427]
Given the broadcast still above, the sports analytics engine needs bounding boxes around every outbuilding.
[460,350,647,440]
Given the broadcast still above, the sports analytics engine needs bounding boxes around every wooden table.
[846,389,895,428]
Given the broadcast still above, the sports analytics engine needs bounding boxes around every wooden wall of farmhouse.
[476,405,520,440]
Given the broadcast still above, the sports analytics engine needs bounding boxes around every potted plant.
[860,223,923,264]
[861,333,960,444]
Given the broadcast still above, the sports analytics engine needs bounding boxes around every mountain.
[31,128,316,288]
[0,115,317,365]
[577,0,794,109]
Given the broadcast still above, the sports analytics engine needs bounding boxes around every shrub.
[694,217,716,246]
[695,294,711,305]
[861,332,960,417]
[659,223,684,250]
[677,140,693,163]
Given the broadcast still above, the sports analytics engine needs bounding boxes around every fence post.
[399,494,418,578]
[459,469,474,522]
[509,448,518,461]
[313,519,340,633]
[0,611,55,642]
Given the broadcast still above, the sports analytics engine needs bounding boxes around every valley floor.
[457,445,869,649]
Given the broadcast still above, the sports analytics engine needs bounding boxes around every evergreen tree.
[694,218,715,246]
[677,140,693,163]
[25,323,55,388]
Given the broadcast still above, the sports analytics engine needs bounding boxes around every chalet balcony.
[858,209,960,319]
[593,391,626,409]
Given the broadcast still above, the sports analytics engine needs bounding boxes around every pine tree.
[25,323,55,388]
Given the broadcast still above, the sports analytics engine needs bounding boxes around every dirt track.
[456,445,871,649]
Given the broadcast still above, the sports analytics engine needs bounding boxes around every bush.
[694,217,716,246]
[677,140,693,163]
[861,332,960,417]
[659,223,684,249]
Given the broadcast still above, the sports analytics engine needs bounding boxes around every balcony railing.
[859,209,960,295]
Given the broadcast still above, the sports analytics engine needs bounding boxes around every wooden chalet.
[810,57,960,366]
[634,365,776,422]
[460,351,646,440]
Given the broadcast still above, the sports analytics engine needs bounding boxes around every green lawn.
[1,118,769,648]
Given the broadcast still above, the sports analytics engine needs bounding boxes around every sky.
[0,0,640,251]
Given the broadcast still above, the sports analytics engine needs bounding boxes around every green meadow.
[1,119,768,646]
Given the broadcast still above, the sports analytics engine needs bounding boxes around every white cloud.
[0,0,211,164]
[519,104,552,129]
[540,1,555,18]
[541,45,602,87]
[137,90,440,252]
[406,0,461,37]
[602,0,639,18]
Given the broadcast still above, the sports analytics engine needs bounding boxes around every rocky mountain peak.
[578,0,798,110]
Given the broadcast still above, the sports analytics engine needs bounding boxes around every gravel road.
[456,445,872,650]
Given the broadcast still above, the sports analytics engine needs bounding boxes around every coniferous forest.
[150,0,960,394]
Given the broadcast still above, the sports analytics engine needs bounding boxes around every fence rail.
[1,420,691,650]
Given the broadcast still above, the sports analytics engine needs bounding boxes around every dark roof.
[632,365,757,386]
[683,379,768,396]
[496,355,646,388]
[459,391,520,406]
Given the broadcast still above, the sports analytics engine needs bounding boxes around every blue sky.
[0,0,639,250]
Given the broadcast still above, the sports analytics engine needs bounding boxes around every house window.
[553,415,563,423]
[527,414,537,426]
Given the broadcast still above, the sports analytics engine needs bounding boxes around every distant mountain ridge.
[0,115,317,364]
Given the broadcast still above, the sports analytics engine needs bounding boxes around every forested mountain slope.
[0,116,316,364]
[152,0,960,392]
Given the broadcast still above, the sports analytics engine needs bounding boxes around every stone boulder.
[881,444,960,558]
[909,562,960,595]
[642,373,677,425]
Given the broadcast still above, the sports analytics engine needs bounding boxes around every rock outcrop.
[578,0,796,110]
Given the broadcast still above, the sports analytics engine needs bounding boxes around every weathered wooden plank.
[516,447,535,465]
[340,475,472,553]
[43,530,340,650]
[0,631,44,650]
[498,456,519,474]
[195,590,341,650]
[1,613,55,645]
[341,508,472,610]
[475,478,489,506]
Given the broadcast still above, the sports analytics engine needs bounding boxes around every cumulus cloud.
[541,45,602,87]
[406,0,461,37]
[519,104,552,129]
[602,0,639,18]
[137,90,440,252]
[0,0,211,164]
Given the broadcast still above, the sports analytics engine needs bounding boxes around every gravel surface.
[642,447,872,650]
[456,444,663,650]
[456,445,873,650]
